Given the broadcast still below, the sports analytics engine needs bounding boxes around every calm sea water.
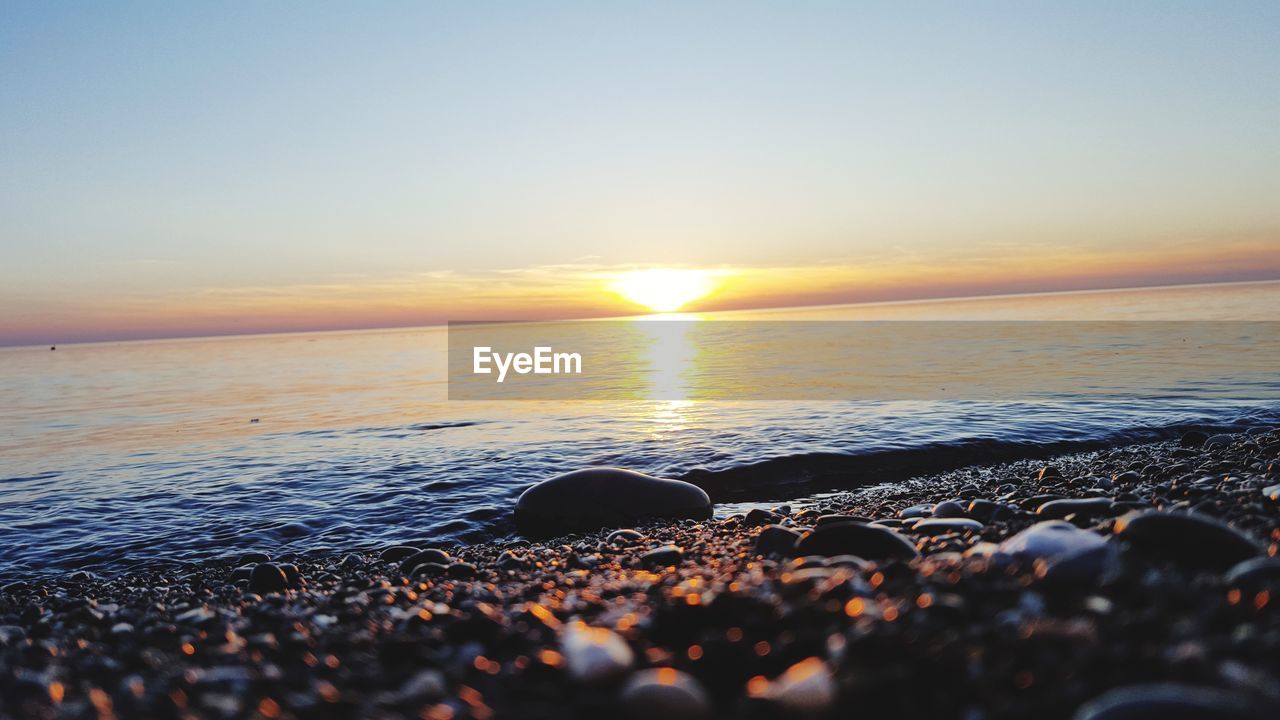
[2,281,1278,577]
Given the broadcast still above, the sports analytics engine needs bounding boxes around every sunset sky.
[2,2,1278,345]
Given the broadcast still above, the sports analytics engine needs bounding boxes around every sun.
[610,269,719,313]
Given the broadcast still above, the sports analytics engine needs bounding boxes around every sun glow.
[610,269,719,313]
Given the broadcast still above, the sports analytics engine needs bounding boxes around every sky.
[1,1,1278,345]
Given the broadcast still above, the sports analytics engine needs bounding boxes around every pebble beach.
[2,429,1279,719]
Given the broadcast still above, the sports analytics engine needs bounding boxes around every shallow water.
[1,281,1278,577]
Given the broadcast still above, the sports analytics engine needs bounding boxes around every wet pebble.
[248,563,288,594]
[399,548,451,574]
[749,657,835,716]
[640,545,684,567]
[1073,682,1266,720]
[1114,511,1261,571]
[562,623,634,683]
[620,668,712,720]
[796,522,919,560]
[755,525,802,556]
[911,518,983,536]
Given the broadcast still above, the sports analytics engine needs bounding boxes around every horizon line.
[5,276,1278,351]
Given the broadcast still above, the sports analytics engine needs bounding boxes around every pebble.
[379,545,420,562]
[515,468,713,536]
[745,508,784,526]
[911,518,984,535]
[931,500,968,518]
[620,668,712,720]
[237,551,271,565]
[1114,511,1261,571]
[1204,434,1234,450]
[1036,497,1115,519]
[749,657,836,715]
[1262,483,1279,502]
[561,623,634,683]
[795,522,919,560]
[815,514,871,526]
[248,563,288,594]
[755,525,802,556]
[398,548,451,574]
[1073,682,1266,719]
[998,521,1106,560]
[608,529,645,545]
[1179,430,1209,447]
[640,545,684,567]
[1224,557,1280,590]
[965,499,1013,521]
[397,669,447,701]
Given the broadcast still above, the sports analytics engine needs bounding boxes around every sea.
[2,280,1278,578]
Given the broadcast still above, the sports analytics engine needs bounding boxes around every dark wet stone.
[1179,430,1209,448]
[931,500,968,518]
[248,563,288,594]
[1112,470,1141,484]
[1036,497,1114,519]
[1203,434,1233,450]
[1037,465,1063,480]
[1021,494,1065,510]
[999,521,1106,560]
[824,554,871,571]
[1224,557,1280,590]
[621,668,712,720]
[1114,511,1262,571]
[1039,544,1122,586]
[796,522,919,560]
[745,508,784,526]
[497,550,526,569]
[1072,683,1266,720]
[379,545,421,562]
[410,562,450,578]
[966,499,1014,522]
[640,545,684,567]
[911,518,984,536]
[608,529,645,545]
[446,562,478,579]
[398,548,451,574]
[278,563,300,585]
[898,503,934,519]
[815,514,871,526]
[237,551,271,565]
[228,565,254,583]
[755,525,802,556]
[515,468,712,536]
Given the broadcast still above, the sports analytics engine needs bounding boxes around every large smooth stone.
[515,468,712,536]
[755,525,802,556]
[912,518,984,536]
[795,522,919,560]
[561,623,634,683]
[1036,497,1114,520]
[1073,683,1266,720]
[621,668,712,720]
[1114,511,1261,571]
[750,657,836,715]
[1224,557,1280,590]
[998,521,1106,561]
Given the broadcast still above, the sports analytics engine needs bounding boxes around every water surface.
[1,281,1277,577]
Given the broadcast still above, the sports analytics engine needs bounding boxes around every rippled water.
[1,281,1278,577]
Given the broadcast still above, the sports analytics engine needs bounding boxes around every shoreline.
[2,431,1278,718]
